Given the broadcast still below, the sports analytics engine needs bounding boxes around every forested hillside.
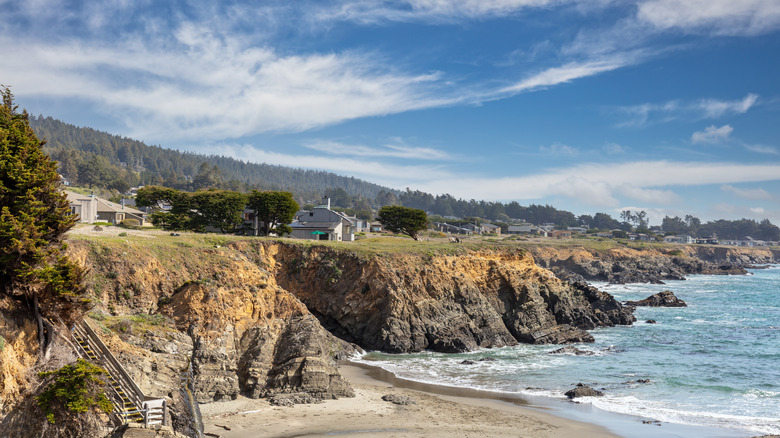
[30,115,394,202]
[31,115,780,240]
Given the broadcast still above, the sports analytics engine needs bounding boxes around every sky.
[2,0,780,225]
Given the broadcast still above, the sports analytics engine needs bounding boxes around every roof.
[96,198,145,215]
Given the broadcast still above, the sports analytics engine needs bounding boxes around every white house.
[663,235,694,244]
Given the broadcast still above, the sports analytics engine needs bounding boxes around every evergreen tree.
[0,86,87,358]
[247,190,299,236]
[377,205,428,240]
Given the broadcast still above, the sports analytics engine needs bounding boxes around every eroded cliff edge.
[1,235,638,432]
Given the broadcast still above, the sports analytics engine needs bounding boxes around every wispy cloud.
[201,143,454,187]
[303,139,452,160]
[637,0,780,36]
[311,0,572,25]
[0,32,453,143]
[691,124,733,143]
[721,184,773,200]
[539,142,578,156]
[617,94,758,127]
[416,161,780,206]
[603,142,626,154]
[501,59,626,93]
[744,144,779,155]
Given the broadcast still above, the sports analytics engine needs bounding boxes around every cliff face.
[529,245,778,284]
[1,236,636,435]
[258,243,634,352]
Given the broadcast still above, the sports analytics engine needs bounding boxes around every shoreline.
[345,360,757,438]
[200,362,619,438]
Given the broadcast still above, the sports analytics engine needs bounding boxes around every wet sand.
[200,363,619,438]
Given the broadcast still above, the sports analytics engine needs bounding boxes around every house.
[482,223,501,235]
[663,235,694,244]
[567,226,588,234]
[369,221,384,233]
[506,224,537,234]
[65,190,147,225]
[550,230,572,239]
[434,222,472,235]
[289,198,355,241]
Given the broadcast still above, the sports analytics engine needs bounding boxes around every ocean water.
[355,266,780,436]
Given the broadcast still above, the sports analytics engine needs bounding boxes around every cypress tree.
[0,85,87,358]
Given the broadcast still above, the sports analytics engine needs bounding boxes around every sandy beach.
[200,363,618,438]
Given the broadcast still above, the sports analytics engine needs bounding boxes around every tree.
[189,189,248,233]
[0,86,87,358]
[247,190,299,236]
[377,205,428,240]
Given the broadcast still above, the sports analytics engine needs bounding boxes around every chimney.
[323,196,330,209]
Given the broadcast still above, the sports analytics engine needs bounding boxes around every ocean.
[354,266,780,436]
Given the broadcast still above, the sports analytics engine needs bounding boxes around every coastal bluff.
[529,244,778,284]
[1,233,635,435]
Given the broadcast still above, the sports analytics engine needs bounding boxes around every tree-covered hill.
[30,115,395,202]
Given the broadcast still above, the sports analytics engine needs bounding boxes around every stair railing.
[73,319,167,427]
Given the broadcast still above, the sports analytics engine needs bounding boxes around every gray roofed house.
[289,198,355,241]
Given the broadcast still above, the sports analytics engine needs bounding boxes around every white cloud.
[312,0,571,24]
[0,33,453,142]
[697,94,758,118]
[637,0,780,36]
[603,142,626,154]
[744,144,779,155]
[721,185,772,200]
[617,94,758,126]
[303,139,452,160]
[539,142,578,156]
[200,143,454,187]
[502,59,625,93]
[749,207,766,215]
[691,124,733,144]
[416,161,780,206]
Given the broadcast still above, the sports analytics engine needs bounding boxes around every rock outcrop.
[565,383,604,399]
[0,235,637,437]
[529,245,777,284]
[265,243,634,352]
[625,290,687,307]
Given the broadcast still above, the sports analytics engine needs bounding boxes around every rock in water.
[625,290,687,307]
[565,383,604,399]
[549,346,595,356]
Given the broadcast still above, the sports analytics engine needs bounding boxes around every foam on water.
[356,266,780,436]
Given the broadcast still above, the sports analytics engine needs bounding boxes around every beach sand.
[200,363,619,438]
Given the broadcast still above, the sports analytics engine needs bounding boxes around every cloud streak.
[617,94,759,127]
[691,124,733,143]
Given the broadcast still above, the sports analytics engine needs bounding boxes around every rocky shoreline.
[0,228,776,437]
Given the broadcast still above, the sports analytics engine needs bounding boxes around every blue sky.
[2,0,780,225]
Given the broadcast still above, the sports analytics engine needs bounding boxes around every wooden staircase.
[72,320,166,427]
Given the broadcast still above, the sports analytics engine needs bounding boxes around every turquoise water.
[356,266,780,436]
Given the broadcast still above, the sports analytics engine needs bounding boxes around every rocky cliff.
[2,234,638,436]
[528,244,778,284]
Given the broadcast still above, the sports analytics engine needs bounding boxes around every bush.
[37,359,113,424]
[119,218,140,228]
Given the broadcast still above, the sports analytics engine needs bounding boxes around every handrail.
[74,319,167,426]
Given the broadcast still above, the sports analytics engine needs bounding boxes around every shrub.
[36,359,113,424]
[119,219,140,228]
[118,232,127,237]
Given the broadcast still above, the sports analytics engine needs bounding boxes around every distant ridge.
[29,115,397,201]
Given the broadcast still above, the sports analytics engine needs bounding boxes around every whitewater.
[355,266,780,436]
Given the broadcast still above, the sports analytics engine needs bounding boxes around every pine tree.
[0,85,87,359]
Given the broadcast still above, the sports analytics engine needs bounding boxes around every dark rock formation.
[645,319,657,324]
[269,393,322,406]
[626,290,687,307]
[460,360,476,365]
[549,346,595,356]
[270,245,635,353]
[565,383,604,399]
[529,246,777,285]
